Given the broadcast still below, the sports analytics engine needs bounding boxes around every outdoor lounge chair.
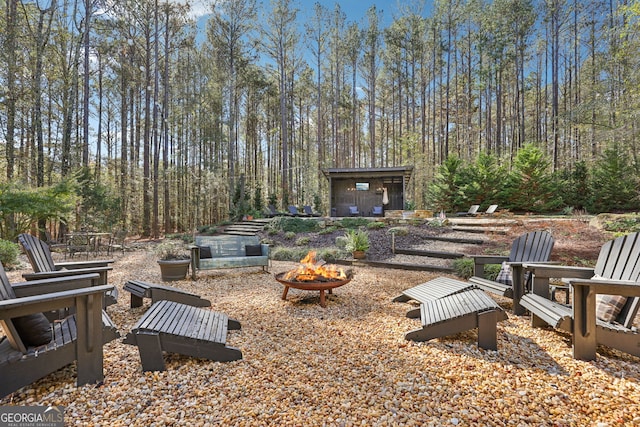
[349,206,360,216]
[266,204,291,217]
[520,232,640,359]
[288,205,309,217]
[18,233,118,306]
[469,230,555,315]
[123,300,242,371]
[303,205,321,217]
[0,262,119,398]
[456,205,480,216]
[404,289,508,350]
[393,276,480,318]
[483,204,498,215]
[372,206,383,217]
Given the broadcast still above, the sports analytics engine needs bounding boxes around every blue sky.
[187,0,419,26]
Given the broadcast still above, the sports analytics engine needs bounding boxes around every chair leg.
[477,310,499,351]
[135,331,166,371]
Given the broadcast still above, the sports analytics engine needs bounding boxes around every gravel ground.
[2,221,640,426]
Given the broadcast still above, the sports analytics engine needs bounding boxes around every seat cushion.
[495,262,513,286]
[245,244,262,256]
[198,245,212,259]
[12,313,53,347]
[596,294,627,323]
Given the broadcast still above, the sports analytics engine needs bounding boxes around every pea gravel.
[2,245,639,426]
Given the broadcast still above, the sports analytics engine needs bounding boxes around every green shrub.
[366,221,386,229]
[319,226,339,235]
[269,216,320,233]
[453,258,501,280]
[335,236,348,248]
[344,229,370,252]
[388,227,409,236]
[0,239,20,267]
[197,225,219,235]
[453,258,474,279]
[284,231,296,240]
[340,217,370,228]
[316,248,348,262]
[295,237,310,246]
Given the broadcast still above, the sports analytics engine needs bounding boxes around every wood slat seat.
[405,289,508,350]
[393,277,479,318]
[123,300,242,371]
[469,230,555,314]
[123,280,211,308]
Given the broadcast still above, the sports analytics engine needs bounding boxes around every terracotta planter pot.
[158,259,190,281]
[352,250,366,259]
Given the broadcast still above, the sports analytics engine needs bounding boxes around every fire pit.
[275,252,353,308]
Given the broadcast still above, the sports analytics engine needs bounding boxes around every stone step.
[394,248,465,259]
[452,226,509,235]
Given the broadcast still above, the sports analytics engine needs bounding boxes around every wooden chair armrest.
[22,266,112,281]
[11,273,101,298]
[55,260,114,270]
[472,255,509,265]
[0,285,113,320]
[523,264,594,279]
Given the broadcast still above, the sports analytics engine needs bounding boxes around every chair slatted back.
[593,232,640,328]
[594,232,640,281]
[18,233,56,273]
[468,205,480,215]
[508,231,555,264]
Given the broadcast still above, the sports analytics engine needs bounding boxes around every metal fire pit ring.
[275,272,353,308]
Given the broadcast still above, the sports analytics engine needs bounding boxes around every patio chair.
[520,232,640,359]
[469,230,555,315]
[0,262,118,398]
[303,205,321,217]
[456,205,480,216]
[372,206,383,217]
[482,205,498,215]
[349,206,360,216]
[18,233,117,306]
[288,205,309,217]
[266,204,291,217]
[123,300,242,371]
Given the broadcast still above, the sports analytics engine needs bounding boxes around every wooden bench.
[123,300,242,371]
[404,289,508,350]
[190,235,269,279]
[393,276,479,318]
[123,280,211,308]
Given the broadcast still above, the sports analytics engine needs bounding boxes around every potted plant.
[344,229,370,259]
[156,240,191,281]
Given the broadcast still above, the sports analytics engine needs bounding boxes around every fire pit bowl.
[275,271,353,308]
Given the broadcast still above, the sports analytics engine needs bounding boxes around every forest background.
[1,0,640,242]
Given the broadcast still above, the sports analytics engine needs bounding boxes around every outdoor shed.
[323,167,414,217]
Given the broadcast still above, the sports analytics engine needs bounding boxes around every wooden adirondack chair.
[0,262,118,398]
[470,230,555,315]
[18,233,118,306]
[520,232,640,360]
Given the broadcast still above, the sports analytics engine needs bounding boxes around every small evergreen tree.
[426,155,464,212]
[501,144,562,212]
[588,147,640,213]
